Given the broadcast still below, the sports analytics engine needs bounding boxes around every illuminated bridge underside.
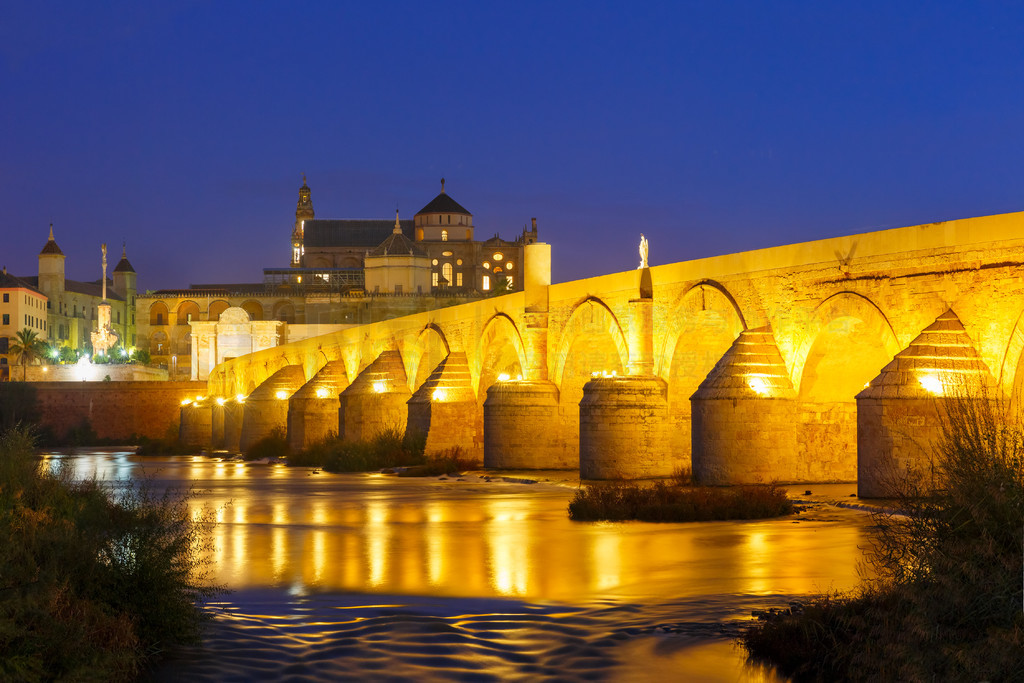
[196,211,1024,493]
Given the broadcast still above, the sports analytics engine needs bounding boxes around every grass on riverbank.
[396,447,480,477]
[289,428,426,472]
[742,395,1024,681]
[568,480,793,522]
[0,425,223,682]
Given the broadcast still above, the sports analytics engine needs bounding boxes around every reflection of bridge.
[181,210,1024,495]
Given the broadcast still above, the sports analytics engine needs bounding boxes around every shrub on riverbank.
[0,425,222,681]
[244,427,289,460]
[742,396,1024,681]
[290,427,426,472]
[568,481,793,522]
[396,447,480,477]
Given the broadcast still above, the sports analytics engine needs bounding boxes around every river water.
[44,450,876,682]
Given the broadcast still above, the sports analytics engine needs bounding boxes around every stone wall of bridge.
[197,210,1024,490]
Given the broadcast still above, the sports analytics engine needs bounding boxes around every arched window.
[441,262,452,285]
[441,229,448,242]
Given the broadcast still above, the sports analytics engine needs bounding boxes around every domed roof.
[40,224,63,256]
[415,178,471,216]
[113,245,135,273]
[368,211,427,257]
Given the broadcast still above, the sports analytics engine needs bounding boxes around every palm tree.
[9,328,43,380]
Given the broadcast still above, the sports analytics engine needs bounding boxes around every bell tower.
[292,175,314,267]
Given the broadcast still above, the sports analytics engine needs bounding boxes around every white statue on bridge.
[638,234,649,269]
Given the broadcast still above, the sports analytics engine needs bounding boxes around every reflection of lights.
[275,390,288,400]
[919,374,943,396]
[432,388,446,401]
[315,387,330,399]
[372,381,386,393]
[748,377,770,396]
[216,397,226,406]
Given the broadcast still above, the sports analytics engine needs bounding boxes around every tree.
[9,329,43,380]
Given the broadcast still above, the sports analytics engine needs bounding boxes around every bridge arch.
[410,323,451,392]
[658,280,747,463]
[998,307,1024,408]
[553,297,629,388]
[795,292,900,402]
[476,313,527,398]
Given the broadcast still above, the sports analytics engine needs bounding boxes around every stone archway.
[477,313,527,401]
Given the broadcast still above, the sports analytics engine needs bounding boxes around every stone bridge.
[180,210,1024,496]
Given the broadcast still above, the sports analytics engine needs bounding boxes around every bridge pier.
[579,375,671,478]
[407,352,482,460]
[857,309,998,497]
[223,398,245,453]
[691,326,799,485]
[239,365,307,453]
[211,399,226,447]
[339,350,411,442]
[484,380,570,468]
[179,399,212,448]
[287,360,349,453]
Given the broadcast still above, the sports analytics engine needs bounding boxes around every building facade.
[0,269,48,380]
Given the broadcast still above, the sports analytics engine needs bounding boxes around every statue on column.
[638,234,649,269]
[91,243,119,356]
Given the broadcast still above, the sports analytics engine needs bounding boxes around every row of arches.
[148,299,297,326]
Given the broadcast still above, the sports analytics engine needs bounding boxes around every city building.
[19,226,137,355]
[139,178,539,379]
[0,268,48,380]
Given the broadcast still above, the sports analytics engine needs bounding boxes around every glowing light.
[919,374,943,396]
[498,373,511,382]
[42,366,47,373]
[315,387,330,399]
[216,397,226,406]
[372,381,386,394]
[516,374,522,381]
[432,388,446,402]
[748,377,770,396]
[275,390,288,400]
[51,348,59,359]
[196,396,206,402]
[180,399,193,406]
[235,394,246,403]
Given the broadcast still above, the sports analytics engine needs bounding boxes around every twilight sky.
[2,2,1023,291]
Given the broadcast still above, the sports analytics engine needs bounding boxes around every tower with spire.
[292,175,314,267]
[38,223,66,303]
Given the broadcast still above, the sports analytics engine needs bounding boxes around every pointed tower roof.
[692,326,796,400]
[296,174,314,217]
[415,178,472,216]
[858,309,996,399]
[113,244,135,273]
[40,224,64,256]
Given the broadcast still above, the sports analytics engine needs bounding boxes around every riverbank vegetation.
[289,428,424,472]
[396,447,480,477]
[0,425,222,681]
[742,396,1024,681]
[568,478,793,522]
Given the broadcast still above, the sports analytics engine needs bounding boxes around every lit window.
[456,272,463,287]
[482,275,490,291]
[442,262,452,283]
[441,230,448,241]
[432,259,438,266]
[432,272,439,287]
[506,262,513,270]
[442,251,453,257]
[506,275,513,288]
[493,253,503,261]
[482,261,490,269]
[456,258,462,265]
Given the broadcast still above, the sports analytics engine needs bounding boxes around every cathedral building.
[138,177,539,380]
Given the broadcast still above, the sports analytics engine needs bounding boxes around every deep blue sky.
[2,2,1022,291]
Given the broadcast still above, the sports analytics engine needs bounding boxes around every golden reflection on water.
[45,452,874,603]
